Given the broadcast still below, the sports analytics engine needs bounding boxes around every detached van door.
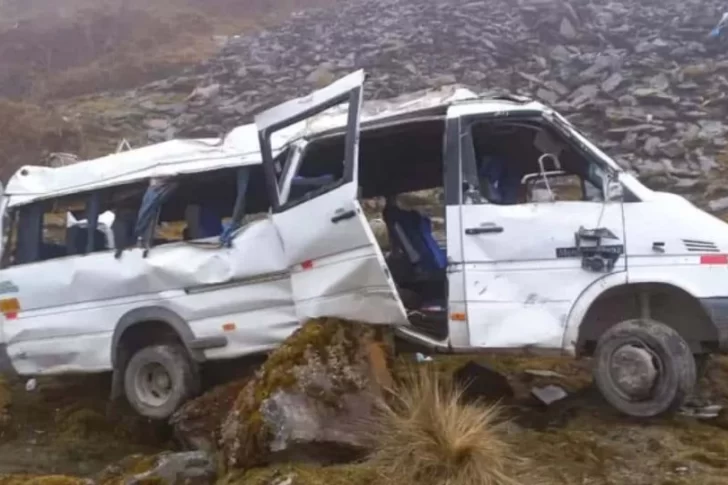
[256,70,408,325]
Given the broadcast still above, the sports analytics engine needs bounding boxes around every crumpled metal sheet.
[3,219,297,374]
[6,85,479,206]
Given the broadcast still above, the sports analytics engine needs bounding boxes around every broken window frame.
[134,176,180,254]
[14,203,43,265]
[259,84,362,214]
[1,192,105,267]
[220,166,252,247]
[272,146,293,196]
[130,165,259,254]
[107,181,149,258]
[0,209,16,269]
[84,192,102,254]
[272,114,450,210]
[276,140,308,207]
[460,112,612,205]
[545,111,641,203]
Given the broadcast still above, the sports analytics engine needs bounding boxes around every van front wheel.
[593,319,696,418]
[123,343,199,420]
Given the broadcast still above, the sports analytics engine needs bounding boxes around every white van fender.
[109,306,228,400]
[110,306,228,365]
[562,271,710,355]
[561,272,627,355]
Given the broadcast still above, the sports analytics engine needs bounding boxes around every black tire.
[123,343,200,420]
[593,318,696,418]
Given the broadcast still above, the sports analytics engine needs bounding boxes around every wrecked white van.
[1,70,727,420]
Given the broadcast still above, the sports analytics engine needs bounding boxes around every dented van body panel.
[2,218,295,375]
[1,69,728,386]
[0,70,414,376]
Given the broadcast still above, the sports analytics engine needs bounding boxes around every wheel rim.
[607,340,663,402]
[134,362,174,408]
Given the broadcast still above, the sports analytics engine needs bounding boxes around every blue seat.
[383,198,446,275]
[480,155,520,204]
[198,205,223,238]
[414,211,447,271]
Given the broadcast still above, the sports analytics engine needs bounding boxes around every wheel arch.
[111,306,203,366]
[110,306,202,402]
[563,273,718,356]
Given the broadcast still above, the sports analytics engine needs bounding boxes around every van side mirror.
[603,173,623,202]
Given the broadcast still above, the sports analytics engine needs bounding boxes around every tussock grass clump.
[369,366,522,485]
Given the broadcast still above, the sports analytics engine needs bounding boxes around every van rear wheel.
[123,343,199,420]
[593,318,696,418]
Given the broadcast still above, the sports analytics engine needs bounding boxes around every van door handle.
[465,224,503,235]
[331,210,356,224]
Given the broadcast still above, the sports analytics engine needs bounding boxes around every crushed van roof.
[4,83,534,205]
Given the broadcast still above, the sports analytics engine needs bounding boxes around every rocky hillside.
[0,0,335,181]
[0,0,335,99]
[46,0,728,213]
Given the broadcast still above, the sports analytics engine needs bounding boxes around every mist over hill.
[2,0,728,214]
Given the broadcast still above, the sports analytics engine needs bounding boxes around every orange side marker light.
[450,312,466,322]
[0,298,20,320]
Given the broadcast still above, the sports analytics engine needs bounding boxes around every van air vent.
[682,239,720,253]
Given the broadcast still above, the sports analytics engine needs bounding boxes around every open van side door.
[256,70,408,326]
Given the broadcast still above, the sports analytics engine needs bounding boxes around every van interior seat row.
[380,195,449,340]
[382,195,446,278]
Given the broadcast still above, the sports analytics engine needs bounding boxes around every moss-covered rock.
[93,454,159,483]
[220,318,392,472]
[94,451,216,485]
[0,476,91,485]
[219,463,377,485]
[170,379,249,452]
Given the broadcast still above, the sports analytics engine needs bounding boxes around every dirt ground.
[3,353,728,485]
[0,373,170,477]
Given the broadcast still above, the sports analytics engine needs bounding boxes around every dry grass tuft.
[368,366,523,485]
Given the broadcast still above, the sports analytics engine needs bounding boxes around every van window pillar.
[220,166,251,247]
[85,192,101,254]
[133,177,178,256]
[16,203,43,265]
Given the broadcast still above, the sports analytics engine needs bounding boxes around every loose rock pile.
[100,0,728,211]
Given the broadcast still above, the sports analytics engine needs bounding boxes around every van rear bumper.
[700,297,728,352]
[0,344,18,377]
